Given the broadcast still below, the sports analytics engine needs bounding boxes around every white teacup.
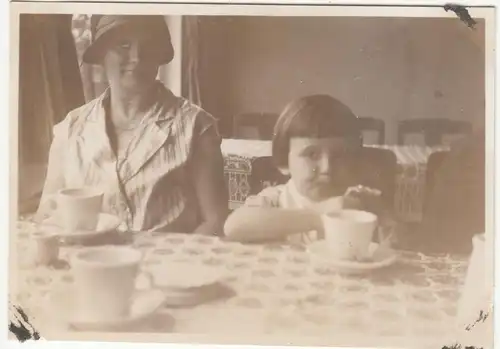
[70,246,155,322]
[57,188,104,232]
[322,209,378,261]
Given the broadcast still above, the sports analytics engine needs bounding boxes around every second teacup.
[58,188,104,232]
[322,209,378,261]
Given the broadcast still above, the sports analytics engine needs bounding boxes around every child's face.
[287,137,359,201]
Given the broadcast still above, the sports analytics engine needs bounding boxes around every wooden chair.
[232,112,279,140]
[249,156,289,195]
[397,118,472,146]
[356,147,398,210]
[358,117,385,145]
[422,150,450,215]
[418,133,485,254]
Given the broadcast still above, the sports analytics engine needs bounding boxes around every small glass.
[32,231,59,266]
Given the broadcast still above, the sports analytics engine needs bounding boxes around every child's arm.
[223,206,322,243]
[342,185,391,217]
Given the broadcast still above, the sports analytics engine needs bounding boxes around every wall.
[198,16,485,143]
[159,16,183,96]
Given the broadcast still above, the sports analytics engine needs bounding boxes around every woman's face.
[286,137,360,201]
[101,31,160,94]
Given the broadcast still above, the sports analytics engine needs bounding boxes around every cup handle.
[34,194,59,223]
[377,219,396,250]
[136,270,156,291]
[129,270,165,312]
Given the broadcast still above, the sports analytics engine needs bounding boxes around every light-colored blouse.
[39,82,223,232]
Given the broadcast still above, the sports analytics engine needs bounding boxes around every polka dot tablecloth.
[12,220,470,347]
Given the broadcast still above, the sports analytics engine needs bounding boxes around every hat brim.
[82,20,174,65]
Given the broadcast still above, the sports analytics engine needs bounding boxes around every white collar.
[285,180,318,209]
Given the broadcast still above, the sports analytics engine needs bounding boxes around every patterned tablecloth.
[222,139,449,222]
[11,220,475,347]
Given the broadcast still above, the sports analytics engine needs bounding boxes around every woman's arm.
[190,126,229,236]
[224,206,321,243]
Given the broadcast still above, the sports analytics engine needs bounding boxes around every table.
[11,219,472,347]
[222,139,449,222]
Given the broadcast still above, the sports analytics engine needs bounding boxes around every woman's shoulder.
[53,96,102,138]
[177,96,215,120]
[162,89,217,128]
[159,88,220,141]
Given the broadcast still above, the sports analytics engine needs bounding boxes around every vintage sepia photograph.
[8,2,495,348]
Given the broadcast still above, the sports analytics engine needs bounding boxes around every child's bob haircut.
[272,94,361,169]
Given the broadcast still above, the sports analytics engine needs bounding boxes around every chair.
[422,150,451,215]
[249,156,289,196]
[233,112,279,140]
[424,151,450,203]
[356,147,398,210]
[358,117,385,144]
[397,118,472,146]
[418,136,485,254]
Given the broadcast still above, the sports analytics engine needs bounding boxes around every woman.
[37,15,228,235]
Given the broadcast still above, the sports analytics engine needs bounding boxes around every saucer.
[308,241,397,274]
[162,282,235,308]
[49,287,166,331]
[42,213,121,239]
[148,262,225,290]
[162,286,216,307]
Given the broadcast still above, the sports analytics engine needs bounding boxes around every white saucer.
[42,213,121,239]
[308,241,397,274]
[49,287,166,331]
[147,262,225,290]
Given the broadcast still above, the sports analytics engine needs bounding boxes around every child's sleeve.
[243,185,283,208]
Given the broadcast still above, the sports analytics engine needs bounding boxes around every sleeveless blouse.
[39,81,222,232]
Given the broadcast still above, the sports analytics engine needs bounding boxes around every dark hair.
[272,94,361,168]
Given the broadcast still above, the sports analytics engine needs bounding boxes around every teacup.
[57,188,104,232]
[70,246,156,322]
[32,230,59,266]
[322,209,378,261]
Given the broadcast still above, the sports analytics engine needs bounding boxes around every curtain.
[19,14,85,164]
[181,16,202,106]
[72,14,108,101]
[18,14,85,213]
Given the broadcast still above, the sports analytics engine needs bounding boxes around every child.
[224,94,391,244]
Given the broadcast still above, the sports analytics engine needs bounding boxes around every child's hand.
[309,196,344,215]
[343,185,383,215]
